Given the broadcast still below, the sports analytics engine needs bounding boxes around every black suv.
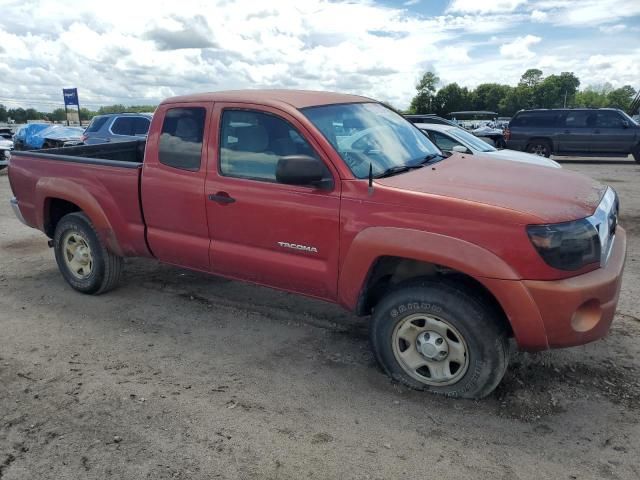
[505,108,640,162]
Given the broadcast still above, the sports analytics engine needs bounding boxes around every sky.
[0,0,638,111]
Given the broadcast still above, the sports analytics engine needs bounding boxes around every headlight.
[527,218,600,271]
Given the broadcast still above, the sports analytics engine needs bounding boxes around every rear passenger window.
[511,112,561,128]
[564,111,595,128]
[111,117,135,135]
[219,109,324,182]
[158,107,206,171]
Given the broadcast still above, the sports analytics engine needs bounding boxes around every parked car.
[13,123,50,150]
[505,108,640,162]
[8,90,626,399]
[32,125,85,149]
[417,123,560,168]
[0,137,13,170]
[404,114,459,127]
[81,113,152,145]
[0,127,14,140]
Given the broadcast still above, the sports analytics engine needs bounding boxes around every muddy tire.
[53,212,123,294]
[369,279,509,399]
[526,139,552,157]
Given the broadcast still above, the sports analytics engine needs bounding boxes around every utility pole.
[563,90,568,108]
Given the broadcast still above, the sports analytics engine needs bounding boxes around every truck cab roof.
[162,89,373,109]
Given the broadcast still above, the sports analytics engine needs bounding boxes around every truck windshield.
[302,102,442,179]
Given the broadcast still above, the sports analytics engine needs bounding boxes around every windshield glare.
[449,128,497,152]
[303,102,441,178]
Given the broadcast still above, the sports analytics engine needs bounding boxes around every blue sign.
[63,88,79,106]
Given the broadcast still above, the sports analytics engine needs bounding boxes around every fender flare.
[337,227,520,310]
[338,227,550,350]
[34,177,124,256]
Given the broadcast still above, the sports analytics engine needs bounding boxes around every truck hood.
[376,153,605,223]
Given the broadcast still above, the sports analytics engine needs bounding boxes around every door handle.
[208,192,236,204]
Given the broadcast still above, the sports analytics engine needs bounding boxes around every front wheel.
[632,144,640,163]
[526,139,552,157]
[369,279,509,399]
[53,212,123,294]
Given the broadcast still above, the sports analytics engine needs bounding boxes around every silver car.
[417,123,560,168]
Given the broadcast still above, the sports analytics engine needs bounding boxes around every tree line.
[0,104,157,124]
[408,69,637,117]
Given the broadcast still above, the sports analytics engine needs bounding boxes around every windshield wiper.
[374,164,421,179]
[412,153,444,166]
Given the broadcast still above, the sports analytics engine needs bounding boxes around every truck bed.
[8,140,150,258]
[12,139,146,167]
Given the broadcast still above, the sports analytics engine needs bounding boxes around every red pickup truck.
[8,90,626,398]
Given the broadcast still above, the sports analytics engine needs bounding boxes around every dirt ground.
[1,158,639,480]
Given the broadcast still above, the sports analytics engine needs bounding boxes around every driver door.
[205,104,342,301]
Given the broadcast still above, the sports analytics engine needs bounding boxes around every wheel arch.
[36,178,124,256]
[338,227,550,348]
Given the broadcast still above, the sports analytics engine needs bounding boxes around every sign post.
[62,88,81,126]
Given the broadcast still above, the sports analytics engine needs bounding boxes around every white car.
[0,138,13,170]
[416,123,561,168]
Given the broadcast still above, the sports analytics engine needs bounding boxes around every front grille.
[587,187,618,266]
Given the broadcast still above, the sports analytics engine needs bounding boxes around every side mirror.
[622,120,630,128]
[452,145,469,153]
[276,155,333,189]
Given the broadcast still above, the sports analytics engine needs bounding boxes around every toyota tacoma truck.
[8,90,626,398]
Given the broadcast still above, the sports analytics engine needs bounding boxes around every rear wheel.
[369,279,509,399]
[526,139,552,157]
[53,212,123,294]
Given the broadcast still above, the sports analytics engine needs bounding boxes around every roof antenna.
[368,162,374,196]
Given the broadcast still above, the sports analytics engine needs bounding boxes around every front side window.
[303,102,441,179]
[133,117,151,135]
[85,116,109,133]
[219,109,326,183]
[158,107,205,171]
[429,131,460,151]
[596,111,625,128]
[449,129,496,152]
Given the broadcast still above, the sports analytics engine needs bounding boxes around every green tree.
[409,71,440,113]
[433,83,470,116]
[519,68,543,88]
[533,72,580,108]
[49,108,68,122]
[8,108,27,123]
[499,85,532,116]
[0,104,8,123]
[471,83,512,112]
[607,85,636,110]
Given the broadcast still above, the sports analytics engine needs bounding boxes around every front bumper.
[523,227,626,348]
[482,227,627,351]
[10,197,28,226]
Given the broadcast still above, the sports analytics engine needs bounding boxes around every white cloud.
[599,24,627,34]
[447,0,527,14]
[0,0,638,111]
[403,0,420,5]
[535,0,640,26]
[530,9,548,21]
[499,35,541,59]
